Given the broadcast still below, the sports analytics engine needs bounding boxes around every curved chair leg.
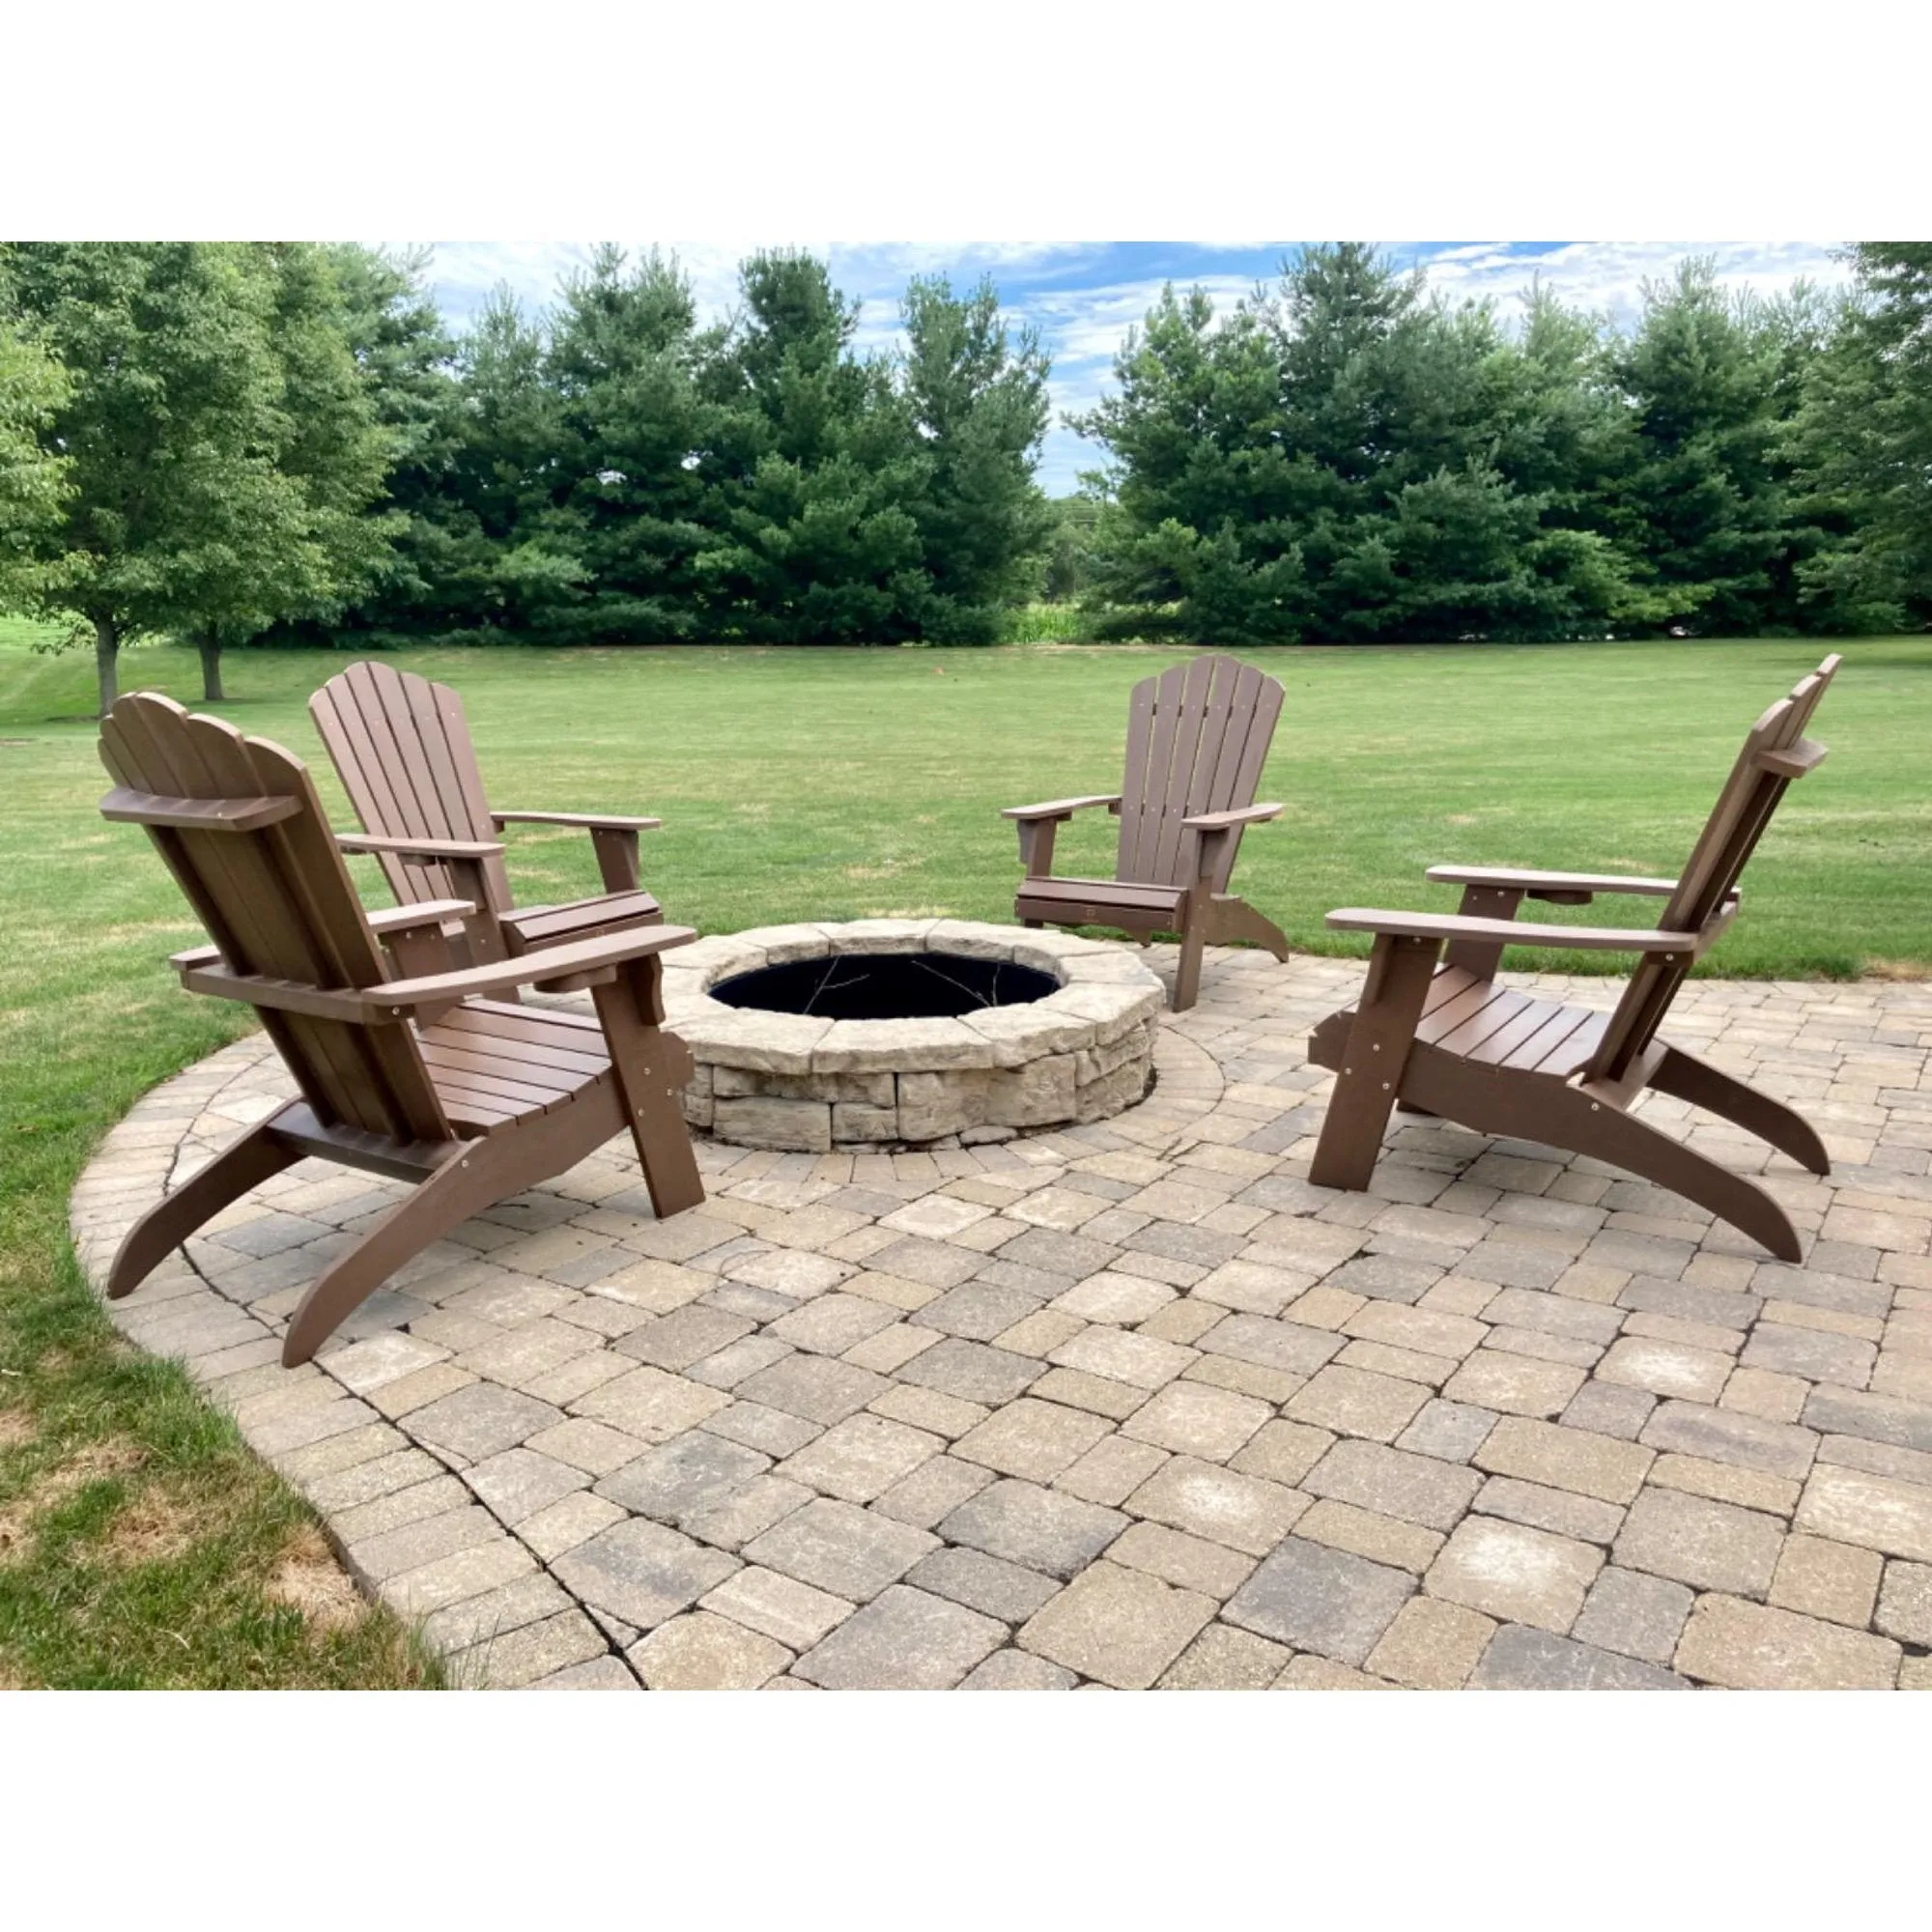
[1548,1085,1803,1263]
[1649,1046,1831,1176]
[281,1095,616,1365]
[1208,895,1292,962]
[107,1122,299,1300]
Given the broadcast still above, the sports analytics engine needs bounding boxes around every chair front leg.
[1310,933,1440,1190]
[591,955,705,1221]
[587,825,641,895]
[1015,815,1065,879]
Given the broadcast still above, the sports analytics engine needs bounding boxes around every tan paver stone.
[457,1610,611,1689]
[1876,1561,1932,1645]
[1473,1476,1625,1547]
[1157,1624,1292,1690]
[630,1611,794,1690]
[1472,1417,1655,1504]
[1055,1435,1172,1507]
[1297,1499,1444,1574]
[1771,1534,1884,1628]
[699,1566,855,1652]
[1109,1520,1257,1598]
[386,1536,537,1618]
[1285,1362,1432,1443]
[520,1491,628,1562]
[1648,1452,1801,1516]
[1440,1351,1587,1419]
[1122,1381,1272,1461]
[867,1383,988,1438]
[1019,1561,1216,1689]
[952,1398,1114,1482]
[1425,1517,1603,1633]
[1049,1325,1197,1391]
[1280,1284,1369,1331]
[776,1412,943,1502]
[1367,1597,1497,1690]
[526,1416,654,1476]
[962,1650,1079,1690]
[1273,1656,1401,1690]
[1795,1463,1932,1562]
[572,1365,729,1442]
[1720,1365,1810,1424]
[1614,1487,1786,1597]
[1675,1595,1901,1690]
[1052,1271,1177,1324]
[1229,1422,1337,1492]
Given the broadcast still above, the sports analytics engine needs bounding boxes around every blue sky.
[406,241,1851,496]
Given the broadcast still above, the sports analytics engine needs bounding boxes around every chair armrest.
[1425,865,1678,898]
[1184,803,1283,833]
[166,900,477,975]
[1001,795,1122,822]
[371,923,698,1010]
[1325,907,1705,955]
[491,810,663,833]
[367,898,477,935]
[337,831,505,863]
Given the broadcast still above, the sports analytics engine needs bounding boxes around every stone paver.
[77,952,1932,1688]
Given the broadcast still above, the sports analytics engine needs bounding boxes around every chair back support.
[1587,656,1840,1084]
[311,660,514,913]
[99,694,451,1144]
[1117,654,1284,892]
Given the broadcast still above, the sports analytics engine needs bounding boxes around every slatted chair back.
[99,694,452,1145]
[311,660,515,914]
[1587,655,1839,1085]
[1116,654,1285,895]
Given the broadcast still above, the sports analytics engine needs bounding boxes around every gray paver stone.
[743,1497,939,1600]
[552,1518,739,1630]
[597,1432,772,1521]
[1469,1625,1690,1690]
[939,1477,1129,1578]
[796,1584,1005,1689]
[1223,1537,1416,1665]
[1571,1566,1696,1664]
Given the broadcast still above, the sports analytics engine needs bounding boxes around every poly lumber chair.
[98,693,705,1366]
[1305,656,1840,1261]
[312,659,666,982]
[1004,652,1291,1010]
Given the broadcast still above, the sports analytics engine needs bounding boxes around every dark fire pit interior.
[712,951,1060,1022]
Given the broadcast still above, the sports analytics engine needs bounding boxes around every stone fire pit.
[662,920,1165,1151]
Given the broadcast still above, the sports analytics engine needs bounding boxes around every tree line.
[1068,242,1932,643]
[2,242,1927,719]
[0,242,1052,710]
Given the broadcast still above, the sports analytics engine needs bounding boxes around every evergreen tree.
[897,275,1053,641]
[534,247,721,641]
[699,251,925,642]
[1785,244,1932,631]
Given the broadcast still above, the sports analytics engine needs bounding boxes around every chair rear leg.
[107,1122,299,1301]
[1649,1046,1831,1176]
[1208,895,1292,962]
[1310,935,1439,1191]
[593,960,705,1221]
[1552,1086,1804,1263]
[282,1138,517,1365]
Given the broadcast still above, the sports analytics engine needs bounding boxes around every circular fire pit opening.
[661,920,1165,1153]
[712,951,1060,1022]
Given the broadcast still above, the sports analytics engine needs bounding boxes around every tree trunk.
[95,614,119,719]
[199,635,225,702]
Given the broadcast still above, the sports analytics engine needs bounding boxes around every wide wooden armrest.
[1756,737,1828,780]
[368,898,477,934]
[337,831,504,863]
[1325,908,1706,953]
[1184,803,1283,833]
[1002,794,1123,822]
[102,787,300,833]
[372,923,698,1009]
[491,810,663,833]
[1425,865,1679,898]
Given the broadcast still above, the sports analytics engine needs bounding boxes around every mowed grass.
[2,622,1926,1686]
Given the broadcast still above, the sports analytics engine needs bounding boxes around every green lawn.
[2,623,1926,1686]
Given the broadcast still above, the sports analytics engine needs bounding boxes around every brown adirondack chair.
[1306,656,1841,1261]
[311,659,665,981]
[98,693,704,1366]
[1004,653,1291,1010]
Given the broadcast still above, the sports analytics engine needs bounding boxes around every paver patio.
[70,946,1932,1690]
